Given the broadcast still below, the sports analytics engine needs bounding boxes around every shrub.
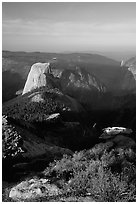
[66,163,135,202]
[43,142,136,202]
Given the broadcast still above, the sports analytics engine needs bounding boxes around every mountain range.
[2,51,135,102]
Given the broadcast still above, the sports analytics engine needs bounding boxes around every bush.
[43,142,136,202]
[66,163,135,202]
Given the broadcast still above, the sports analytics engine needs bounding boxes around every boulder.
[9,178,61,201]
[99,126,135,149]
[100,127,133,139]
[45,113,61,123]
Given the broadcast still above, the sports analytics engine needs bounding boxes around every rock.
[22,62,50,95]
[46,113,61,123]
[99,126,135,149]
[30,92,44,103]
[16,89,23,96]
[9,178,61,201]
[100,127,133,139]
[120,60,124,67]
[51,68,63,78]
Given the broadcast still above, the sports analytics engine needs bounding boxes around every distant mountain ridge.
[2,51,135,103]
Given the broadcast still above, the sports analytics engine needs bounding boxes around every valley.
[2,51,136,202]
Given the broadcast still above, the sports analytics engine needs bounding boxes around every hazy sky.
[2,2,136,53]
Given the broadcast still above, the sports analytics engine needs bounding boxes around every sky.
[2,2,136,55]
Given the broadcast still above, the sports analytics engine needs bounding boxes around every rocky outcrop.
[100,127,133,139]
[51,69,63,78]
[22,63,51,95]
[99,126,135,149]
[46,113,61,123]
[9,178,61,201]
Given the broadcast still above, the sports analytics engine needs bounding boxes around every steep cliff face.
[123,57,136,80]
[22,63,51,95]
[120,57,136,92]
[121,70,136,92]
[60,67,106,109]
[60,67,105,92]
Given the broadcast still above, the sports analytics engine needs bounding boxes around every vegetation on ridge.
[3,87,71,123]
[41,142,136,202]
[3,142,135,202]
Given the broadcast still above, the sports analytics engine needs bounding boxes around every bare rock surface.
[9,178,61,201]
[61,67,106,93]
[100,127,133,139]
[22,62,50,95]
